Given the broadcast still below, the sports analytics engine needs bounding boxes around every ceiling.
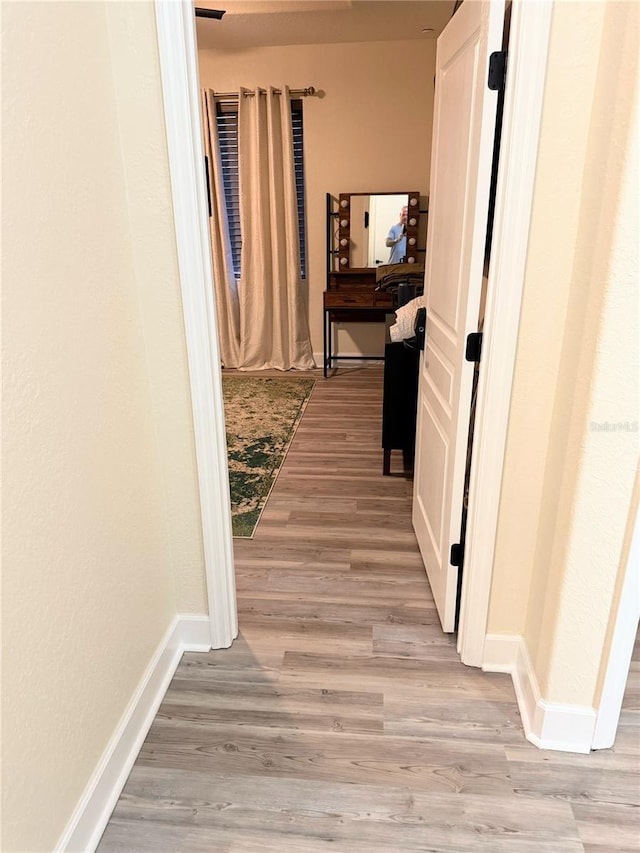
[194,1,455,51]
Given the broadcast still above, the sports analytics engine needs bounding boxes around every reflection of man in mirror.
[386,206,408,264]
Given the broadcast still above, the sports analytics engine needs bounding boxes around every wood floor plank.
[372,623,461,661]
[104,769,583,853]
[98,366,639,852]
[233,543,351,573]
[159,682,383,735]
[98,820,190,852]
[571,800,640,852]
[236,613,373,641]
[253,524,420,551]
[236,571,431,602]
[384,694,525,743]
[505,744,640,806]
[237,596,442,626]
[264,497,358,512]
[138,723,513,795]
[237,620,373,658]
[350,547,428,570]
[285,509,416,531]
[176,646,284,684]
[612,713,640,755]
[280,651,516,700]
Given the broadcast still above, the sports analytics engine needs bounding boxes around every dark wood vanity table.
[323,191,424,377]
[323,269,394,377]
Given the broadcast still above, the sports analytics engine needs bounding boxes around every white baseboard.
[178,612,213,651]
[483,633,596,754]
[482,632,521,672]
[56,614,212,853]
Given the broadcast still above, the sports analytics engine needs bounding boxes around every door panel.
[424,338,454,410]
[413,0,504,631]
[416,404,449,548]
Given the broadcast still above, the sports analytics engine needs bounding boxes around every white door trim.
[154,0,237,649]
[457,0,553,666]
[592,497,639,749]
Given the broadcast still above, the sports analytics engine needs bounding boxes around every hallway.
[98,367,639,852]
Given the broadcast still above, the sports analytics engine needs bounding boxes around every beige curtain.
[202,90,241,367]
[237,86,315,370]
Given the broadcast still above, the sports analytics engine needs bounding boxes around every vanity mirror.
[335,191,422,269]
[323,191,426,377]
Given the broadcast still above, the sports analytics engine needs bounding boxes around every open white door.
[413,0,505,631]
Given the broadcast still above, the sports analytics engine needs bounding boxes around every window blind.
[216,108,242,277]
[215,100,307,280]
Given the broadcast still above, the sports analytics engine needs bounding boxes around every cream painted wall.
[197,39,435,358]
[488,1,606,637]
[105,3,207,614]
[534,0,638,705]
[1,2,205,850]
[488,1,639,707]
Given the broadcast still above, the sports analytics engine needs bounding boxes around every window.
[216,100,307,280]
[215,106,241,277]
[290,104,307,281]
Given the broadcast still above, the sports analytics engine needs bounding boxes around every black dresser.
[382,314,420,475]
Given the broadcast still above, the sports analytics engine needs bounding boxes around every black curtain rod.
[213,87,316,101]
[195,8,226,19]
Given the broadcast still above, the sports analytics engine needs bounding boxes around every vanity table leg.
[323,309,328,378]
[325,310,333,378]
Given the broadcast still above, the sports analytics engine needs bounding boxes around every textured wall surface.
[105,2,207,614]
[198,39,436,358]
[488,1,639,706]
[533,0,638,705]
[488,1,606,639]
[489,4,602,640]
[1,2,205,850]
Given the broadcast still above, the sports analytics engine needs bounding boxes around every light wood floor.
[99,366,639,852]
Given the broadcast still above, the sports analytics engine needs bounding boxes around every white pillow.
[389,295,427,342]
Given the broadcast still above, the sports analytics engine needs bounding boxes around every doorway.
[153,0,551,665]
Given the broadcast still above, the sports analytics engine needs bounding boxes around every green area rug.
[222,375,315,538]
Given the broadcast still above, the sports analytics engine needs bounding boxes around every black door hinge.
[450,542,464,567]
[465,332,483,363]
[415,307,427,352]
[488,51,507,91]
